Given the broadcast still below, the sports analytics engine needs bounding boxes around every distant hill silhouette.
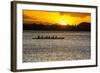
[76,22,91,31]
[23,22,91,31]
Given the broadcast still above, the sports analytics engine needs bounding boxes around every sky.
[23,10,91,26]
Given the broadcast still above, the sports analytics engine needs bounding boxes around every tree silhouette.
[23,22,90,31]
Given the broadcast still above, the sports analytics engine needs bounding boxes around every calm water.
[23,31,91,62]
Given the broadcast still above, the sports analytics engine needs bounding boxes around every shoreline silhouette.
[23,22,91,31]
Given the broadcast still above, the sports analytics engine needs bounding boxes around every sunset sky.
[23,10,91,26]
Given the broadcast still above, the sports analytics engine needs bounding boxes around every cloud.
[23,10,91,25]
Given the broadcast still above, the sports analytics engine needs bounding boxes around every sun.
[60,19,67,25]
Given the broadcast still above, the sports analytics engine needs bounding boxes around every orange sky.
[23,10,91,26]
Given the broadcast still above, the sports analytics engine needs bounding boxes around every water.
[23,30,91,62]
